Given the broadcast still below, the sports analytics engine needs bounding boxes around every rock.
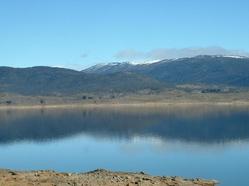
[8,171,17,176]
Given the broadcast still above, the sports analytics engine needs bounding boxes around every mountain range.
[1,55,249,96]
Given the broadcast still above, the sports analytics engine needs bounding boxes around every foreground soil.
[0,169,218,186]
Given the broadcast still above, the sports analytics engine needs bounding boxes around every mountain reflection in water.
[0,105,249,144]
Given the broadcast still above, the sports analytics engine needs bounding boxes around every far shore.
[1,100,249,110]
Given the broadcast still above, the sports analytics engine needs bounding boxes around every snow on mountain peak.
[222,55,248,59]
[130,59,161,65]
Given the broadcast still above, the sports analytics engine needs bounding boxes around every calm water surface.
[0,106,249,186]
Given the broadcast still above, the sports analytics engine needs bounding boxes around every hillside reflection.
[0,105,249,144]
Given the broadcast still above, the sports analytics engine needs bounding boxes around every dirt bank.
[0,169,218,186]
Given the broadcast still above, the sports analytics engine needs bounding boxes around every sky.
[1,0,249,70]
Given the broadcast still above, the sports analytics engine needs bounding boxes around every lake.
[0,105,249,186]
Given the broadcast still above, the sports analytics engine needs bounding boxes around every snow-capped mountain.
[83,55,249,87]
[84,55,249,74]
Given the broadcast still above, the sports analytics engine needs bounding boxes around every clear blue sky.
[1,0,249,69]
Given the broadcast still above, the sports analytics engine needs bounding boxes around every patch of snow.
[107,62,130,66]
[130,59,161,65]
[222,55,248,59]
[83,63,107,72]
[92,63,106,68]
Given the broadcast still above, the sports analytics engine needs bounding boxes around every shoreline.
[0,169,218,186]
[0,101,249,110]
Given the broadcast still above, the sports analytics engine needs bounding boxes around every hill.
[0,66,163,96]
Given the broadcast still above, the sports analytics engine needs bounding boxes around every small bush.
[40,99,45,104]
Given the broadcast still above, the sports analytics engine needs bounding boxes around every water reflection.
[0,105,249,144]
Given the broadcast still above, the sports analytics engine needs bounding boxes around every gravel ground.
[0,169,218,186]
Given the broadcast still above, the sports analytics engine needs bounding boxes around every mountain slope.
[83,55,249,87]
[83,62,135,74]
